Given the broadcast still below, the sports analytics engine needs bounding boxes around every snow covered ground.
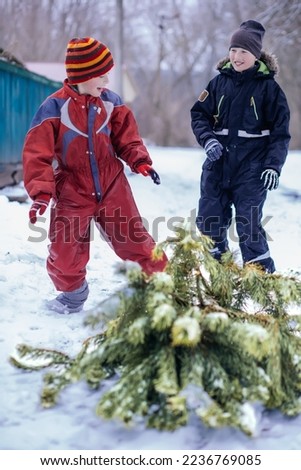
[1,146,301,451]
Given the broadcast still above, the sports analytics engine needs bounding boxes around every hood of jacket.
[216,50,279,77]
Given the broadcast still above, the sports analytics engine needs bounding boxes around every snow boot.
[46,280,89,314]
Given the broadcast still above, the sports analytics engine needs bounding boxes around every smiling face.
[77,73,110,97]
[229,47,257,72]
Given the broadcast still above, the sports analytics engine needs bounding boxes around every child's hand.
[29,193,51,224]
[137,164,161,185]
[261,169,279,191]
[204,138,223,161]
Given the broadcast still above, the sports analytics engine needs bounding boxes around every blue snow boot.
[46,280,89,314]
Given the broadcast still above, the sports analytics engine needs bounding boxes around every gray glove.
[204,138,223,161]
[261,169,279,191]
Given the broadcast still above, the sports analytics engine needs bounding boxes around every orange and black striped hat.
[65,37,114,84]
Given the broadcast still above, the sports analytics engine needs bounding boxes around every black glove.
[137,164,161,185]
[261,169,279,191]
[204,138,223,161]
[148,168,161,185]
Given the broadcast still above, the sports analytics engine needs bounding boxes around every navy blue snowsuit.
[191,52,290,272]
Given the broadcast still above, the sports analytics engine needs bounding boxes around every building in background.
[0,55,61,192]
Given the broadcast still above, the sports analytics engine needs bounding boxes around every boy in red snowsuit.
[23,37,167,313]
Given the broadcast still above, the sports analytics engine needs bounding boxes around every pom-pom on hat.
[229,20,265,59]
[65,37,114,84]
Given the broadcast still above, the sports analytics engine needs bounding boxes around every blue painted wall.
[0,59,62,167]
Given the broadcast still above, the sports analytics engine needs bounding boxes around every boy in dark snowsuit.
[23,37,167,313]
[191,20,290,273]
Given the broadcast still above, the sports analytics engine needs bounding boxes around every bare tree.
[256,0,301,150]
[0,0,299,148]
[0,0,116,62]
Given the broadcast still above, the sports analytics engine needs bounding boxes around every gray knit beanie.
[229,20,265,59]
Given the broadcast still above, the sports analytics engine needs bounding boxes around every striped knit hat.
[65,37,114,84]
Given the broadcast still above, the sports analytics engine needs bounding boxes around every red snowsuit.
[23,81,167,292]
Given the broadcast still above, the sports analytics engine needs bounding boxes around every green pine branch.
[10,224,301,435]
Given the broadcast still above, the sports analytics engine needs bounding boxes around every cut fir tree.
[10,224,301,436]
